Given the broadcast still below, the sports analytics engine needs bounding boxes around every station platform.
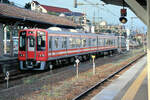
[0,55,18,73]
[0,55,17,64]
[91,56,147,100]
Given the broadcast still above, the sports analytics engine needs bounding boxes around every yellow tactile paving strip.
[121,66,147,100]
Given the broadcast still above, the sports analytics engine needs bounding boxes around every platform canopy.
[102,0,146,9]
[0,3,78,29]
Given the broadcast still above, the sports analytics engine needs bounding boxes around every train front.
[18,29,48,70]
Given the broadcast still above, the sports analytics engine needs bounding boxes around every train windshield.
[19,31,26,51]
[37,31,46,51]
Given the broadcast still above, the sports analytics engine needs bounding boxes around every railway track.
[72,53,146,100]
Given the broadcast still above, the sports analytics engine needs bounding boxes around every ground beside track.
[0,48,145,100]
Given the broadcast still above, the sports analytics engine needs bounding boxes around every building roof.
[0,3,78,28]
[41,5,71,13]
[32,1,71,13]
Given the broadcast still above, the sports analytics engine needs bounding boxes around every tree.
[24,2,31,9]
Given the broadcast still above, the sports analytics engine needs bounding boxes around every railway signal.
[119,0,128,24]
[119,16,128,24]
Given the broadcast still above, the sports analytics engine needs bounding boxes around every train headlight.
[39,54,45,57]
[37,61,40,63]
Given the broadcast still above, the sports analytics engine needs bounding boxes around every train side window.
[73,38,76,48]
[49,37,52,49]
[62,37,67,48]
[98,38,101,46]
[76,38,81,47]
[37,31,46,51]
[55,37,59,48]
[82,39,86,47]
[93,38,96,46]
[88,38,91,47]
[69,38,73,48]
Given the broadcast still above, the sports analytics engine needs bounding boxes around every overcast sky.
[9,0,146,32]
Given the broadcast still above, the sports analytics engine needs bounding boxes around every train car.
[18,29,120,70]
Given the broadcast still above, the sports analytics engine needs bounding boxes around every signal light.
[119,17,127,24]
[121,9,127,16]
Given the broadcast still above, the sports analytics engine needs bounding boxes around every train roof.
[46,29,117,37]
[20,29,117,38]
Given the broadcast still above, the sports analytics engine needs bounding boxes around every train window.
[93,38,96,46]
[28,36,35,51]
[49,37,52,49]
[72,38,76,48]
[55,37,59,48]
[98,38,101,46]
[29,37,34,47]
[76,38,81,47]
[19,31,26,51]
[69,38,73,48]
[88,38,91,47]
[37,31,46,51]
[82,39,86,47]
[62,37,67,48]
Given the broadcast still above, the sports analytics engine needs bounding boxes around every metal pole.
[0,23,4,57]
[77,63,79,78]
[4,26,7,54]
[147,0,150,100]
[9,26,14,56]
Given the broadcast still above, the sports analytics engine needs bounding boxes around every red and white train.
[18,29,126,70]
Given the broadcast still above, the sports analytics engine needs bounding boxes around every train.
[18,29,126,70]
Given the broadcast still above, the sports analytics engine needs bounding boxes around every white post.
[126,29,130,51]
[147,0,150,100]
[75,59,80,78]
[92,55,96,75]
[5,71,9,88]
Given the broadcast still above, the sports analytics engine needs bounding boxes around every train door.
[36,31,48,61]
[62,36,67,56]
[27,35,35,59]
[18,31,26,61]
[48,36,52,57]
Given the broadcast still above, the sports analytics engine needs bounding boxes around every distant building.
[31,1,84,27]
[94,21,126,35]
[31,1,71,15]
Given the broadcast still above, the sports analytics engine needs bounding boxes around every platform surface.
[91,56,147,100]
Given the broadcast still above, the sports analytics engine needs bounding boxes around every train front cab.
[18,29,48,70]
